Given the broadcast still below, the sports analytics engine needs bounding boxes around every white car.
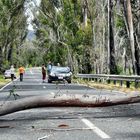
[4,70,16,79]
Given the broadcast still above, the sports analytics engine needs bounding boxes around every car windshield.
[51,66,70,73]
[5,70,10,73]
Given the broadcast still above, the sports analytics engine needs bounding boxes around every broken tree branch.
[0,94,140,116]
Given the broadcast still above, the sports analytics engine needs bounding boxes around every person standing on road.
[47,61,52,74]
[10,65,15,81]
[42,64,46,83]
[19,66,25,82]
[57,63,60,66]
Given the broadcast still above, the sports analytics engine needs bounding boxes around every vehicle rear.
[4,70,11,79]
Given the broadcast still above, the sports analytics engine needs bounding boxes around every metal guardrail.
[76,74,140,88]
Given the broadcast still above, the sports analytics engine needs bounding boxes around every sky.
[25,0,41,30]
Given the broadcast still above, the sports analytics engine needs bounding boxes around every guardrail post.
[98,78,102,83]
[107,80,110,84]
[95,78,97,82]
[113,80,116,85]
[126,81,130,88]
[135,80,139,88]
[120,80,123,87]
[102,78,104,83]
[77,74,140,89]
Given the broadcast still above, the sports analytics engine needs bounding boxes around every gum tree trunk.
[0,47,3,73]
[0,94,140,116]
[108,0,118,74]
[126,0,137,75]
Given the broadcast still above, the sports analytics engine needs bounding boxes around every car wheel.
[48,79,52,83]
[67,80,71,83]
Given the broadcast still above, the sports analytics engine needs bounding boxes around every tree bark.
[0,47,3,73]
[0,94,140,116]
[82,0,88,27]
[126,0,137,75]
[108,0,118,74]
[134,0,140,75]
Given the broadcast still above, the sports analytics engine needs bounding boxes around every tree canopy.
[0,0,140,75]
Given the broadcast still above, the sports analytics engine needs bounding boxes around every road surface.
[0,67,140,140]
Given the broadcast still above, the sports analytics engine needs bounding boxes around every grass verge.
[73,78,140,94]
[0,75,10,88]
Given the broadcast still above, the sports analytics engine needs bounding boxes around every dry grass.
[0,76,10,87]
[74,79,140,94]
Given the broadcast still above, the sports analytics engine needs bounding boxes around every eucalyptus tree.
[32,0,93,73]
[85,0,140,75]
[107,0,118,74]
[32,0,62,65]
[119,0,140,75]
[31,0,140,75]
[85,0,108,74]
[0,0,27,72]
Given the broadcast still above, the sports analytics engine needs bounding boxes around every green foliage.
[0,0,27,72]
[0,0,137,75]
[2,60,10,70]
[116,65,123,75]
[116,16,125,28]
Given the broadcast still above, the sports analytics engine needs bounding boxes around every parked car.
[4,70,16,79]
[48,66,72,83]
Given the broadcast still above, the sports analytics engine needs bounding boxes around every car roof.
[51,66,70,71]
[5,70,11,72]
[52,66,69,68]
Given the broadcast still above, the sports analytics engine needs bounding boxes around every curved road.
[0,68,140,140]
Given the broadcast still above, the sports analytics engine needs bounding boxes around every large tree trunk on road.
[0,94,140,116]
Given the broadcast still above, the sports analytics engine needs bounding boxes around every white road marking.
[81,118,110,139]
[50,92,55,96]
[43,86,46,89]
[30,69,33,74]
[0,82,12,91]
[0,78,19,91]
[38,135,49,140]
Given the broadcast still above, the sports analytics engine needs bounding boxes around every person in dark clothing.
[42,64,46,83]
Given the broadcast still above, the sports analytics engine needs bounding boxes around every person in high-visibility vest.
[19,66,25,81]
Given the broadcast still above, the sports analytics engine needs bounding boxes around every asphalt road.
[0,67,140,140]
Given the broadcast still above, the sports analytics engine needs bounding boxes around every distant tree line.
[0,0,140,75]
[32,0,140,75]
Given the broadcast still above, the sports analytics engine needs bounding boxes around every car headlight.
[66,73,72,76]
[50,73,55,76]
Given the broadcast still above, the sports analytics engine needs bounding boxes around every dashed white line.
[50,92,55,96]
[38,135,49,140]
[81,118,110,139]
[30,69,33,75]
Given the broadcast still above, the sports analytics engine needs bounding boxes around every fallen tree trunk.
[0,94,140,116]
